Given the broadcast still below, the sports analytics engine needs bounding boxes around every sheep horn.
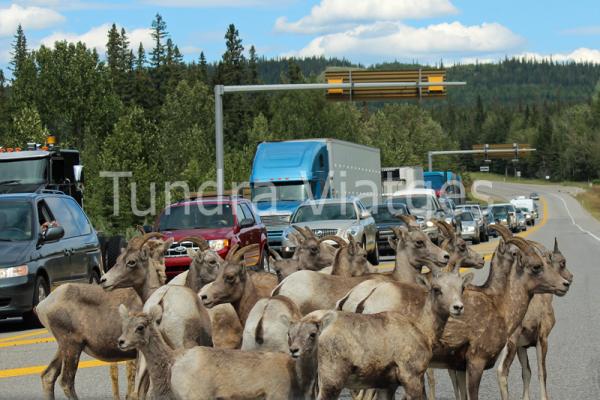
[489,224,512,241]
[506,237,534,254]
[433,220,453,240]
[554,237,560,254]
[135,225,146,235]
[302,226,316,239]
[268,248,283,261]
[225,244,240,261]
[178,236,210,252]
[230,244,260,263]
[391,226,405,239]
[291,225,309,239]
[319,235,347,248]
[139,232,164,248]
[396,215,418,231]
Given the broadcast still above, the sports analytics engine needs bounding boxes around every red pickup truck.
[154,196,269,280]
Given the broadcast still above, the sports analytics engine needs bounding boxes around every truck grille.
[261,214,290,227]
[164,241,199,258]
[311,228,339,238]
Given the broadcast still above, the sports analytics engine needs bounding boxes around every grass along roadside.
[470,172,591,190]
[576,186,600,221]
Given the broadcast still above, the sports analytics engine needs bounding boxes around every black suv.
[0,191,102,324]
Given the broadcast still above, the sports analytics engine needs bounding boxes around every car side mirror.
[41,226,64,243]
[73,165,84,183]
[240,218,254,228]
[359,210,371,219]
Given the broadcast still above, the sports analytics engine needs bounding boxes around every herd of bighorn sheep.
[35,214,573,399]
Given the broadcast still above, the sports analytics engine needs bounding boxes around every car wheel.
[89,269,101,284]
[368,240,379,266]
[472,235,480,245]
[23,275,49,327]
[259,246,271,273]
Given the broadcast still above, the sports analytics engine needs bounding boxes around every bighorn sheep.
[35,232,166,400]
[241,295,302,352]
[435,237,571,400]
[100,235,213,399]
[272,225,449,314]
[497,238,573,400]
[310,269,471,399]
[269,225,337,281]
[434,220,485,270]
[118,303,318,400]
[200,244,269,325]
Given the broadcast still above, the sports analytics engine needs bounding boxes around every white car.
[280,197,379,264]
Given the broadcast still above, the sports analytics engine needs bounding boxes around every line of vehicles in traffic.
[0,137,539,324]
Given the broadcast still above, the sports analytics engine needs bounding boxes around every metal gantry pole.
[214,81,467,195]
[426,148,537,171]
[215,85,224,196]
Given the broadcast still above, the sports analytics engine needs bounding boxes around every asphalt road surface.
[1,180,599,399]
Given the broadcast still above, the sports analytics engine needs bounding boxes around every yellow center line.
[0,329,48,343]
[0,337,55,348]
[0,360,121,379]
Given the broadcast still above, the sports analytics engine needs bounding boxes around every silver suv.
[280,198,378,264]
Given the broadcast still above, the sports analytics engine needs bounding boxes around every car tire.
[23,275,50,327]
[259,246,271,273]
[472,236,480,245]
[104,235,126,271]
[368,240,379,266]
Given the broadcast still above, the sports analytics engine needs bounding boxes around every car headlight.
[0,265,28,279]
[208,239,229,251]
[426,220,434,228]
[444,217,453,224]
[466,226,475,231]
[346,226,361,237]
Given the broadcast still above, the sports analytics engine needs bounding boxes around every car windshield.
[391,195,436,212]
[458,212,474,222]
[292,203,357,222]
[491,205,512,218]
[0,158,48,185]
[371,204,408,223]
[158,203,234,230]
[252,182,309,202]
[0,201,34,241]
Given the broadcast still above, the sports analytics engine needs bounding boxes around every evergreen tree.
[150,13,168,68]
[247,45,258,84]
[198,51,208,83]
[220,24,245,85]
[135,42,146,71]
[10,24,28,79]
[106,24,121,76]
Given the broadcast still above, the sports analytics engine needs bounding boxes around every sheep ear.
[149,305,163,324]
[415,275,431,290]
[162,238,174,253]
[140,247,150,261]
[118,304,129,321]
[319,311,337,331]
[462,272,474,287]
[279,314,291,326]
[387,237,398,249]
[187,248,199,258]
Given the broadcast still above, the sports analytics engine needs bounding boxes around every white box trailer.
[381,166,424,194]
[323,139,382,206]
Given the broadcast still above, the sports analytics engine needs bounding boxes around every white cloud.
[275,0,458,34]
[0,4,65,37]
[40,24,154,55]
[516,48,600,64]
[286,21,524,63]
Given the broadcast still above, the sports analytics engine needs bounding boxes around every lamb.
[309,269,471,399]
[118,303,318,400]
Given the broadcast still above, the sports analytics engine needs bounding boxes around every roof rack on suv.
[37,188,65,195]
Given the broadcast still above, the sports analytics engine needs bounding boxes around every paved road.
[1,180,599,399]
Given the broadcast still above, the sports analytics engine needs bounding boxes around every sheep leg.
[423,368,434,400]
[517,347,532,400]
[448,369,460,400]
[536,338,550,400]
[316,374,343,400]
[109,364,121,400]
[125,360,137,400]
[466,358,486,400]
[41,350,62,400]
[58,343,84,400]
[455,370,467,400]
[497,343,517,400]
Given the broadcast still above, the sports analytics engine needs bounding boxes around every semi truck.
[249,139,381,252]
[381,166,424,194]
[424,170,465,204]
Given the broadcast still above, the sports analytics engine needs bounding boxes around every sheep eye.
[433,287,442,295]
[126,260,136,268]
[225,276,235,284]
[309,332,316,338]
[532,265,542,274]
[415,240,424,248]
[135,325,144,333]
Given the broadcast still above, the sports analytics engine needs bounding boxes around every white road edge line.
[551,193,600,242]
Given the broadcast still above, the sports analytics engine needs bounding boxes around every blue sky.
[0,0,599,71]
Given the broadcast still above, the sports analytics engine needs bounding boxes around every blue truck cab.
[250,141,329,250]
[424,170,464,203]
[250,139,382,252]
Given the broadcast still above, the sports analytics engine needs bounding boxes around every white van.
[510,197,537,225]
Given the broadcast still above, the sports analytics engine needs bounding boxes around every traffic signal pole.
[214,80,466,195]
